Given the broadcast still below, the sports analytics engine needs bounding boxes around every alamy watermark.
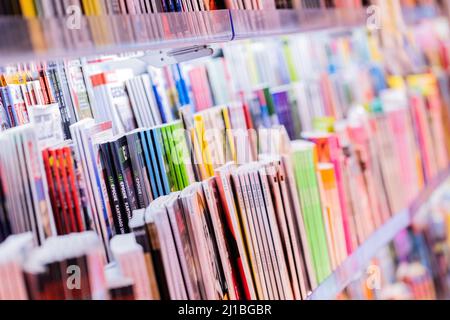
[366,5,382,31]
[66,5,82,30]
[366,265,382,290]
[66,265,81,290]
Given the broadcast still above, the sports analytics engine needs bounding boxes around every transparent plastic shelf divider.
[308,167,450,300]
[0,10,233,65]
[410,167,450,217]
[230,9,301,39]
[296,8,367,33]
[230,8,367,40]
[307,209,411,300]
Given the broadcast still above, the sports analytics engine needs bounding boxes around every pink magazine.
[0,261,28,300]
[302,132,355,255]
[348,124,384,229]
[410,94,438,183]
[387,108,421,203]
[87,242,108,300]
[189,66,213,112]
[319,73,338,119]
[111,235,152,300]
[426,93,449,171]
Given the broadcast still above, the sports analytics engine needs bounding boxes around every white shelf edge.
[307,167,450,300]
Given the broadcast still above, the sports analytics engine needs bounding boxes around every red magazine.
[38,70,52,105]
[51,149,69,234]
[57,148,77,233]
[42,149,62,234]
[63,146,84,232]
[214,164,256,300]
[50,149,69,234]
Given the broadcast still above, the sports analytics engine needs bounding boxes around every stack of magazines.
[0,1,449,300]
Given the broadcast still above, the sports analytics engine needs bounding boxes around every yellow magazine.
[201,108,227,167]
[27,18,47,54]
[19,0,36,17]
[387,75,406,89]
[222,107,237,163]
[194,114,214,178]
[91,0,102,16]
[81,0,93,16]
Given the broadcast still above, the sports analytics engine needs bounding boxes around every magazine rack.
[308,167,450,300]
[0,6,439,66]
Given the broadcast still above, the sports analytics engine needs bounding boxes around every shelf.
[409,167,450,216]
[0,7,439,66]
[307,209,410,300]
[307,167,450,300]
[231,9,301,40]
[0,10,234,65]
[231,8,367,40]
[295,8,368,33]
